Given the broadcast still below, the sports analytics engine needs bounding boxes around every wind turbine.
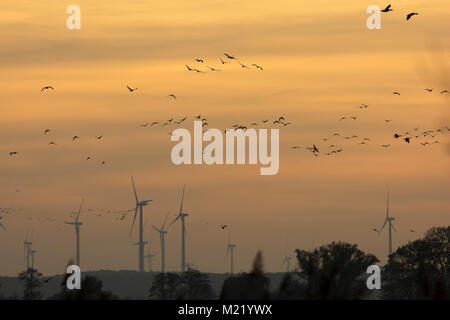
[0,216,6,231]
[226,231,236,275]
[23,237,33,270]
[30,249,37,269]
[378,190,396,257]
[281,241,292,272]
[145,244,155,272]
[65,199,84,267]
[170,185,189,272]
[130,176,153,272]
[152,212,169,273]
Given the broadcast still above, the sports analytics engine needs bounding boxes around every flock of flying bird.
[300,87,449,157]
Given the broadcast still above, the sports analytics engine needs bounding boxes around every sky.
[0,0,449,276]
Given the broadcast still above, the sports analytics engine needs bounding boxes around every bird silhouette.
[440,90,448,94]
[406,12,418,20]
[127,85,138,92]
[72,136,79,141]
[44,129,51,134]
[220,58,230,64]
[167,94,177,99]
[252,64,263,70]
[381,4,393,12]
[425,88,433,92]
[224,53,236,60]
[41,86,54,92]
[393,91,400,95]
[195,59,204,63]
[9,152,18,156]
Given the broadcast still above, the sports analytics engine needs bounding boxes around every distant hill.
[0,270,289,300]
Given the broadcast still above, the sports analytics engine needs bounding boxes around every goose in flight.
[167,94,177,99]
[151,121,159,126]
[207,66,221,71]
[127,85,138,92]
[440,90,448,94]
[141,123,149,127]
[385,119,392,123]
[224,53,236,60]
[238,61,250,69]
[381,4,393,12]
[9,152,18,156]
[252,64,263,70]
[404,137,411,143]
[195,59,204,63]
[381,144,390,148]
[95,135,103,140]
[41,86,54,92]
[186,65,194,71]
[424,88,433,92]
[49,141,57,146]
[44,129,51,134]
[393,91,400,95]
[406,12,418,20]
[220,58,230,64]
[72,136,79,141]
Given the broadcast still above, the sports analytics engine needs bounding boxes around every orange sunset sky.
[0,0,449,276]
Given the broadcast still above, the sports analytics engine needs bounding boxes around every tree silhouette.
[383,226,449,299]
[220,251,271,300]
[18,268,43,300]
[295,242,379,299]
[149,268,215,300]
[149,272,183,300]
[179,267,215,299]
[49,275,117,300]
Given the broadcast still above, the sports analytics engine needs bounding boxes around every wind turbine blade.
[379,218,388,233]
[179,185,185,214]
[151,224,161,233]
[131,176,139,204]
[75,199,84,223]
[0,222,6,231]
[386,189,390,219]
[392,223,397,232]
[226,245,230,256]
[161,212,170,230]
[130,206,138,236]
[169,214,180,226]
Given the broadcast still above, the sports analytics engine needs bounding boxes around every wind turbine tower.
[23,238,33,270]
[65,199,84,267]
[130,176,153,272]
[379,190,397,257]
[226,232,237,275]
[152,212,169,273]
[30,249,37,269]
[170,185,189,272]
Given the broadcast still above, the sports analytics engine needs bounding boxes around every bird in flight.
[49,141,57,146]
[151,121,159,126]
[195,59,204,63]
[339,117,347,121]
[41,86,54,92]
[238,61,250,69]
[393,91,401,95]
[425,88,433,92]
[95,135,103,140]
[252,64,263,71]
[44,129,51,134]
[394,133,402,139]
[72,136,79,141]
[207,66,221,71]
[141,123,149,128]
[167,94,177,99]
[101,161,106,165]
[224,53,236,60]
[9,152,18,156]
[221,224,228,229]
[220,58,230,64]
[406,12,418,20]
[381,144,390,148]
[127,85,138,92]
[381,4,393,12]
[359,104,369,109]
[385,119,392,123]
[440,90,448,94]
[404,137,411,143]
